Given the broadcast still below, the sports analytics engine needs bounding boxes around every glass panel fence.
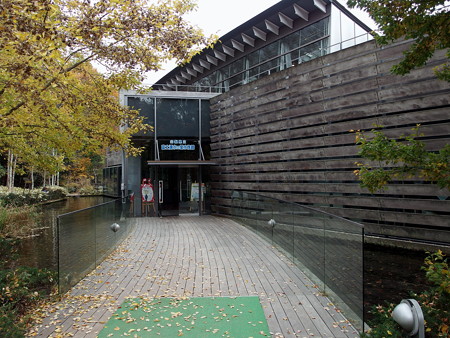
[230,191,364,332]
[58,198,132,294]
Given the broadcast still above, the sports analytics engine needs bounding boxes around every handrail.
[56,198,120,218]
[231,190,364,229]
[57,198,132,293]
[229,190,365,332]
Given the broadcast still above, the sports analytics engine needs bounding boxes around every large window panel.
[229,58,244,77]
[245,51,260,83]
[260,41,279,60]
[280,31,301,66]
[301,18,329,45]
[127,97,155,136]
[201,100,211,160]
[201,100,211,138]
[156,98,199,138]
[229,58,245,88]
[259,41,280,75]
[300,41,323,63]
[247,50,260,68]
[229,72,244,88]
[341,14,357,48]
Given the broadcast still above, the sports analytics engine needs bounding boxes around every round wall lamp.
[110,223,120,232]
[392,299,425,338]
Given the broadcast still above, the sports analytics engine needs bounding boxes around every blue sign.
[161,144,196,150]
[161,139,196,151]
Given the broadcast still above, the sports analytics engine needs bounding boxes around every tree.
[354,126,450,193]
[347,0,450,81]
[347,1,450,191]
[0,0,214,185]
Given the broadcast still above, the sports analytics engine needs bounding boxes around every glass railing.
[230,191,364,331]
[57,198,133,293]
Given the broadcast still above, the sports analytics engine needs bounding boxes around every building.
[106,0,450,248]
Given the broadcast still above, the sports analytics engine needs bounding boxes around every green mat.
[98,296,270,337]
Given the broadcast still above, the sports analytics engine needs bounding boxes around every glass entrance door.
[157,167,205,216]
[158,167,179,216]
[179,167,199,215]
[154,166,209,216]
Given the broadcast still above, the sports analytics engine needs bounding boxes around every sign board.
[141,183,154,203]
[160,139,196,151]
[190,183,206,201]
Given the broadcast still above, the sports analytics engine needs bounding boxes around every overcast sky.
[144,0,374,85]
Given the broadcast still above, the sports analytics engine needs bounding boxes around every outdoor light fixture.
[110,223,120,233]
[392,299,425,338]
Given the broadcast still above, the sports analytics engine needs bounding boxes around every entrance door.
[158,167,179,216]
[179,167,199,215]
[155,166,208,216]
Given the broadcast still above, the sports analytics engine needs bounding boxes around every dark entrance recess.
[145,164,211,217]
[158,167,179,216]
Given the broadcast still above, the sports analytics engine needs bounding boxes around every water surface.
[17,196,114,270]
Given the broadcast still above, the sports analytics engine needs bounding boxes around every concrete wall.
[209,39,450,248]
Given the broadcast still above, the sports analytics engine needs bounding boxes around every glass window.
[156,98,199,138]
[280,31,300,52]
[201,100,211,138]
[229,58,245,88]
[229,72,244,88]
[260,40,279,60]
[301,18,329,45]
[247,50,260,68]
[341,14,356,48]
[280,30,301,66]
[300,41,323,63]
[127,96,155,136]
[259,41,280,74]
[245,51,260,83]
[355,24,369,44]
[201,100,211,160]
[229,58,244,77]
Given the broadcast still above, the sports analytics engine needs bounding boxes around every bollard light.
[392,299,424,338]
[110,223,120,232]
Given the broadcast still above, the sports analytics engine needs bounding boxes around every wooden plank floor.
[28,216,359,337]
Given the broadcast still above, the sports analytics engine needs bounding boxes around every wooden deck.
[28,216,359,337]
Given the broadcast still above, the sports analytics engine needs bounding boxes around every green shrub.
[45,186,67,200]
[65,182,78,193]
[0,238,56,336]
[0,186,67,207]
[364,251,450,337]
[0,306,24,338]
[63,179,98,195]
[0,205,41,238]
[79,185,97,195]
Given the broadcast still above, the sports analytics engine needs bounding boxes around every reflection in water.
[17,196,114,270]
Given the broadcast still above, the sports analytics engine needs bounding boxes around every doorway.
[155,166,207,216]
[158,167,179,216]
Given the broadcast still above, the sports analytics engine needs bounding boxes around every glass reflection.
[156,98,199,138]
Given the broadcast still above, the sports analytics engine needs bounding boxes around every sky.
[144,0,374,85]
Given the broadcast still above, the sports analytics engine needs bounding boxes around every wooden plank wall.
[209,39,450,246]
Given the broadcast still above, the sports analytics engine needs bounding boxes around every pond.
[17,196,115,270]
